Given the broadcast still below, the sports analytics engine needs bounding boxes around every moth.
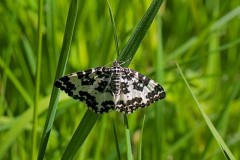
[54,60,166,114]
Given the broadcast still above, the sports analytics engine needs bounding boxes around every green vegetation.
[0,0,239,159]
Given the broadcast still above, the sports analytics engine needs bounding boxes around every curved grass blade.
[107,0,120,56]
[124,115,133,160]
[154,13,165,159]
[31,0,43,158]
[138,115,146,160]
[61,110,100,160]
[118,0,164,65]
[0,58,33,107]
[113,121,121,160]
[0,97,50,159]
[38,0,80,159]
[176,63,236,160]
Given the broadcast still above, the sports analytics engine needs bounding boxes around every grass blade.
[124,115,133,160]
[138,115,146,160]
[107,0,120,56]
[61,110,100,160]
[176,63,236,160]
[118,0,164,64]
[0,58,33,107]
[113,121,122,160]
[154,13,165,159]
[0,97,49,159]
[31,0,43,158]
[38,0,80,159]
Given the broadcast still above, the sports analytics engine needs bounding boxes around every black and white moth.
[54,60,166,114]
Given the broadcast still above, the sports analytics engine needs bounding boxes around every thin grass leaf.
[61,110,100,160]
[138,115,146,160]
[201,82,240,159]
[46,0,58,81]
[94,115,108,160]
[155,13,165,159]
[118,0,164,65]
[210,6,240,32]
[0,97,49,159]
[113,121,122,160]
[31,0,43,158]
[22,35,36,75]
[167,37,197,60]
[38,0,80,159]
[124,115,133,160]
[0,58,33,107]
[107,0,120,56]
[176,63,236,160]
[168,6,240,62]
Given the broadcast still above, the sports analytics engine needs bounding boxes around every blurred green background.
[0,0,240,159]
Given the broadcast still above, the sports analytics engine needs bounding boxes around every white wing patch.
[54,61,166,114]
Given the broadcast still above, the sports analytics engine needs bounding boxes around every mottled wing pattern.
[54,61,166,114]
[113,67,166,113]
[54,67,115,113]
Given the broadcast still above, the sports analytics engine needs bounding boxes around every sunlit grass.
[0,0,240,159]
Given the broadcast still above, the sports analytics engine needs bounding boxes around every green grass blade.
[154,13,165,159]
[107,0,120,56]
[0,97,50,159]
[94,115,108,160]
[167,37,197,60]
[210,6,240,32]
[21,35,36,75]
[124,115,133,160]
[113,121,122,160]
[201,82,240,159]
[138,115,146,160]
[176,63,236,160]
[0,58,33,107]
[31,0,43,159]
[37,0,80,159]
[61,110,100,160]
[118,0,164,64]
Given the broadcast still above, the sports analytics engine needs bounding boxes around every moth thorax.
[111,71,121,95]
